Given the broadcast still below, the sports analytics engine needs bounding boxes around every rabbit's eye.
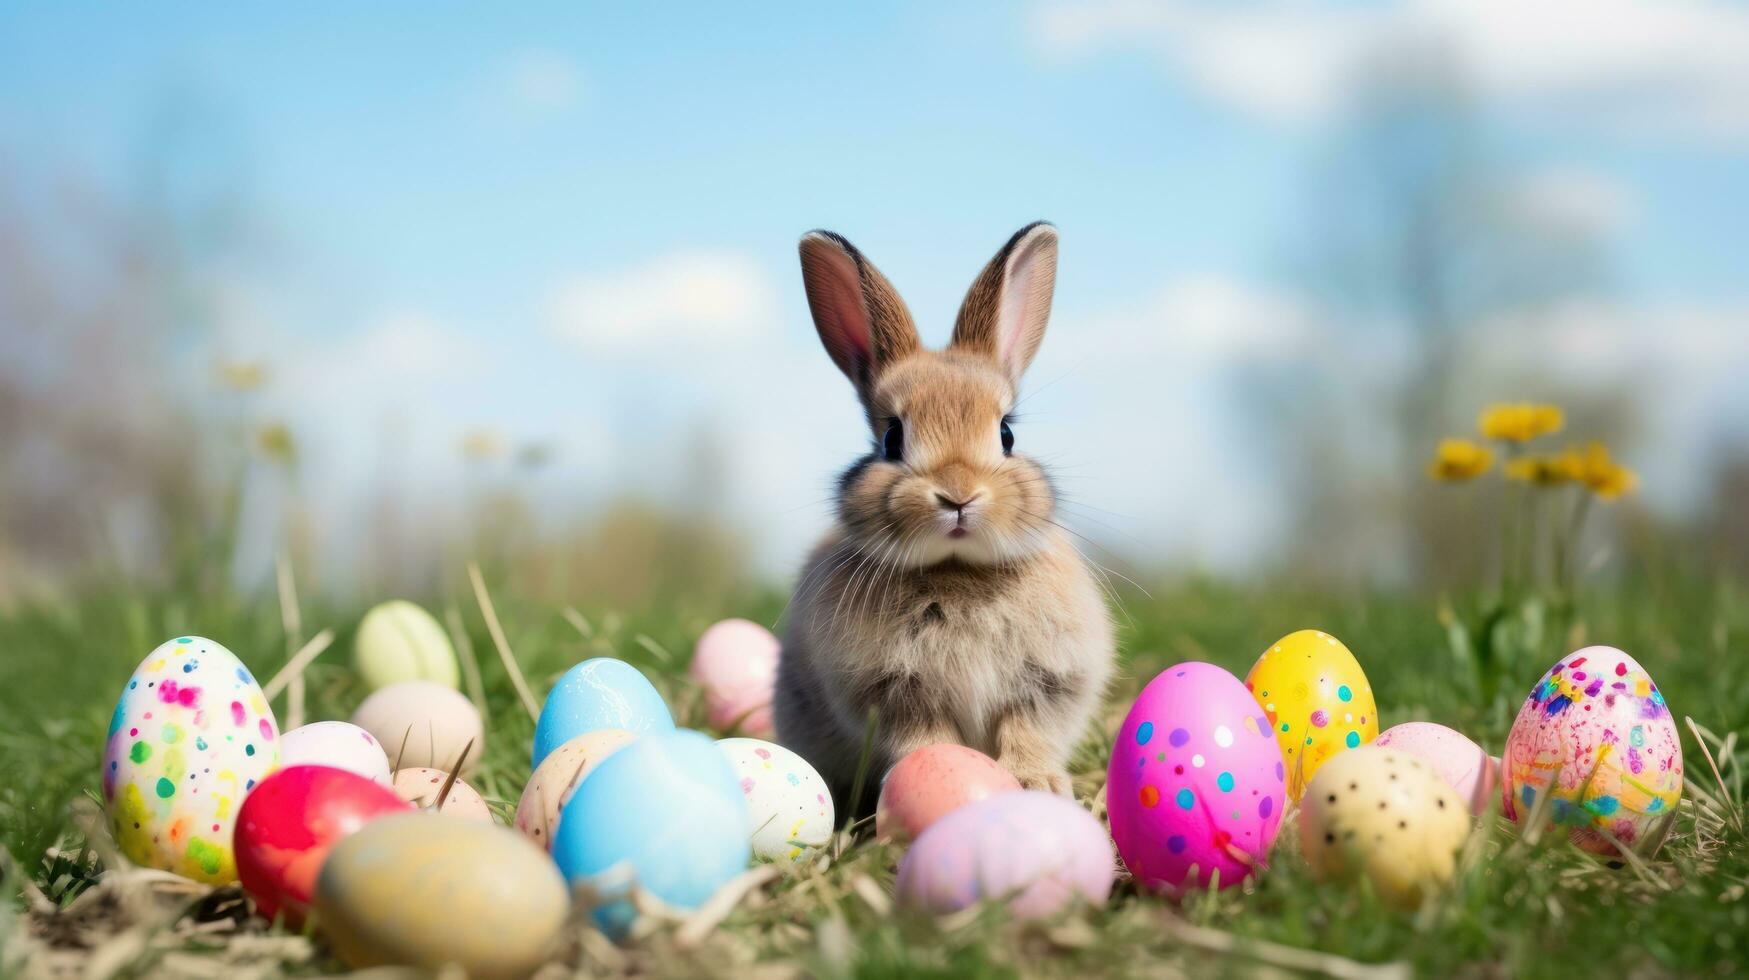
[883,420,904,462]
[1000,420,1014,456]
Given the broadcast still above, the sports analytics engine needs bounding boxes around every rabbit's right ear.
[799,231,920,395]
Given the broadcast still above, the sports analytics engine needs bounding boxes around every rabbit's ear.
[799,231,920,393]
[950,222,1057,386]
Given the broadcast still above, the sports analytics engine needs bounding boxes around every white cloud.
[503,49,584,113]
[1029,0,1749,141]
[1507,167,1639,239]
[547,250,781,355]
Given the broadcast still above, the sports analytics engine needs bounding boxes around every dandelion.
[1429,439,1494,482]
[255,423,297,465]
[218,361,267,392]
[461,429,506,460]
[1569,442,1638,500]
[1503,454,1578,487]
[1478,403,1564,443]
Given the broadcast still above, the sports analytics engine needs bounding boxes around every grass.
[1,572,1745,978]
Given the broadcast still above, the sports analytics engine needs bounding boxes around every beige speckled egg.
[392,767,494,823]
[1299,746,1471,907]
[315,814,567,978]
[351,681,483,775]
[513,729,636,851]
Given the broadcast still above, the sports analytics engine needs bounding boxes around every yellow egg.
[1298,747,1472,907]
[1244,629,1379,800]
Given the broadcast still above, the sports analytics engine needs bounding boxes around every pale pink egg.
[875,743,1021,842]
[896,791,1114,919]
[1374,722,1499,814]
[688,619,780,737]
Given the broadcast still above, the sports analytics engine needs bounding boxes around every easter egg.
[875,744,1021,842]
[1244,629,1378,800]
[514,729,637,851]
[102,636,280,885]
[1299,747,1471,906]
[1107,662,1285,892]
[279,722,392,785]
[532,658,675,768]
[689,618,780,737]
[354,600,460,692]
[316,814,568,978]
[1502,646,1682,856]
[895,791,1114,919]
[351,680,484,775]
[718,737,834,861]
[234,765,410,925]
[392,767,494,822]
[1374,722,1499,814]
[553,730,749,933]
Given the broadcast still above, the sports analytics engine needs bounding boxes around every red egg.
[235,765,411,925]
[875,743,1021,842]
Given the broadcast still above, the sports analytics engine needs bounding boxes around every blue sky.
[3,0,1746,579]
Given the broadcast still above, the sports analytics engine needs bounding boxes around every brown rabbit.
[773,222,1113,808]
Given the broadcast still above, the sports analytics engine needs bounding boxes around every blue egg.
[552,729,749,933]
[532,658,675,768]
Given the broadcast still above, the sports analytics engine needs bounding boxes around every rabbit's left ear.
[950,221,1057,386]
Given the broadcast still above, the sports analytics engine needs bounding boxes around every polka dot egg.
[718,737,834,861]
[1299,746,1471,906]
[1502,646,1682,856]
[1244,629,1378,800]
[1106,662,1286,892]
[103,636,280,884]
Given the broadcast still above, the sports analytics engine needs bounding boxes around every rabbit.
[773,221,1113,810]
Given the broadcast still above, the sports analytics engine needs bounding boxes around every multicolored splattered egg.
[718,737,834,861]
[1502,646,1682,856]
[1244,629,1378,800]
[1299,746,1472,906]
[896,790,1114,919]
[1374,722,1499,815]
[103,636,280,884]
[1107,662,1286,892]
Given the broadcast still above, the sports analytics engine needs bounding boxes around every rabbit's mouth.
[947,527,969,539]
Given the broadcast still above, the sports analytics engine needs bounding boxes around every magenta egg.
[895,790,1114,919]
[1107,661,1285,892]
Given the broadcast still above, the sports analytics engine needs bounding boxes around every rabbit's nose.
[934,492,979,513]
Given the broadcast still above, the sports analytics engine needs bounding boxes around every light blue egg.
[532,658,675,768]
[552,729,750,934]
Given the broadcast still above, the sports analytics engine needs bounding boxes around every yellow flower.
[1569,442,1638,500]
[1429,438,1494,482]
[461,429,505,460]
[1503,454,1578,487]
[255,423,297,464]
[218,361,267,392]
[1478,403,1564,443]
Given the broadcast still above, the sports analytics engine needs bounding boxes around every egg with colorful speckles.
[1502,646,1682,856]
[102,636,281,884]
[718,737,834,861]
[1244,629,1378,800]
[1106,662,1286,893]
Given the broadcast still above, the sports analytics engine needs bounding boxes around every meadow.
[0,566,1744,978]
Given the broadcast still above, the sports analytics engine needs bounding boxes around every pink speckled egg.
[896,791,1114,919]
[1374,722,1498,815]
[1502,646,1682,856]
[688,619,780,737]
[876,744,1021,842]
[1107,662,1286,893]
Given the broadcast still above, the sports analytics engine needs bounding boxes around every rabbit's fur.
[773,223,1113,809]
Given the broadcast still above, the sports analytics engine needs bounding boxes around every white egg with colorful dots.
[102,636,280,884]
[717,737,834,861]
[280,721,393,785]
